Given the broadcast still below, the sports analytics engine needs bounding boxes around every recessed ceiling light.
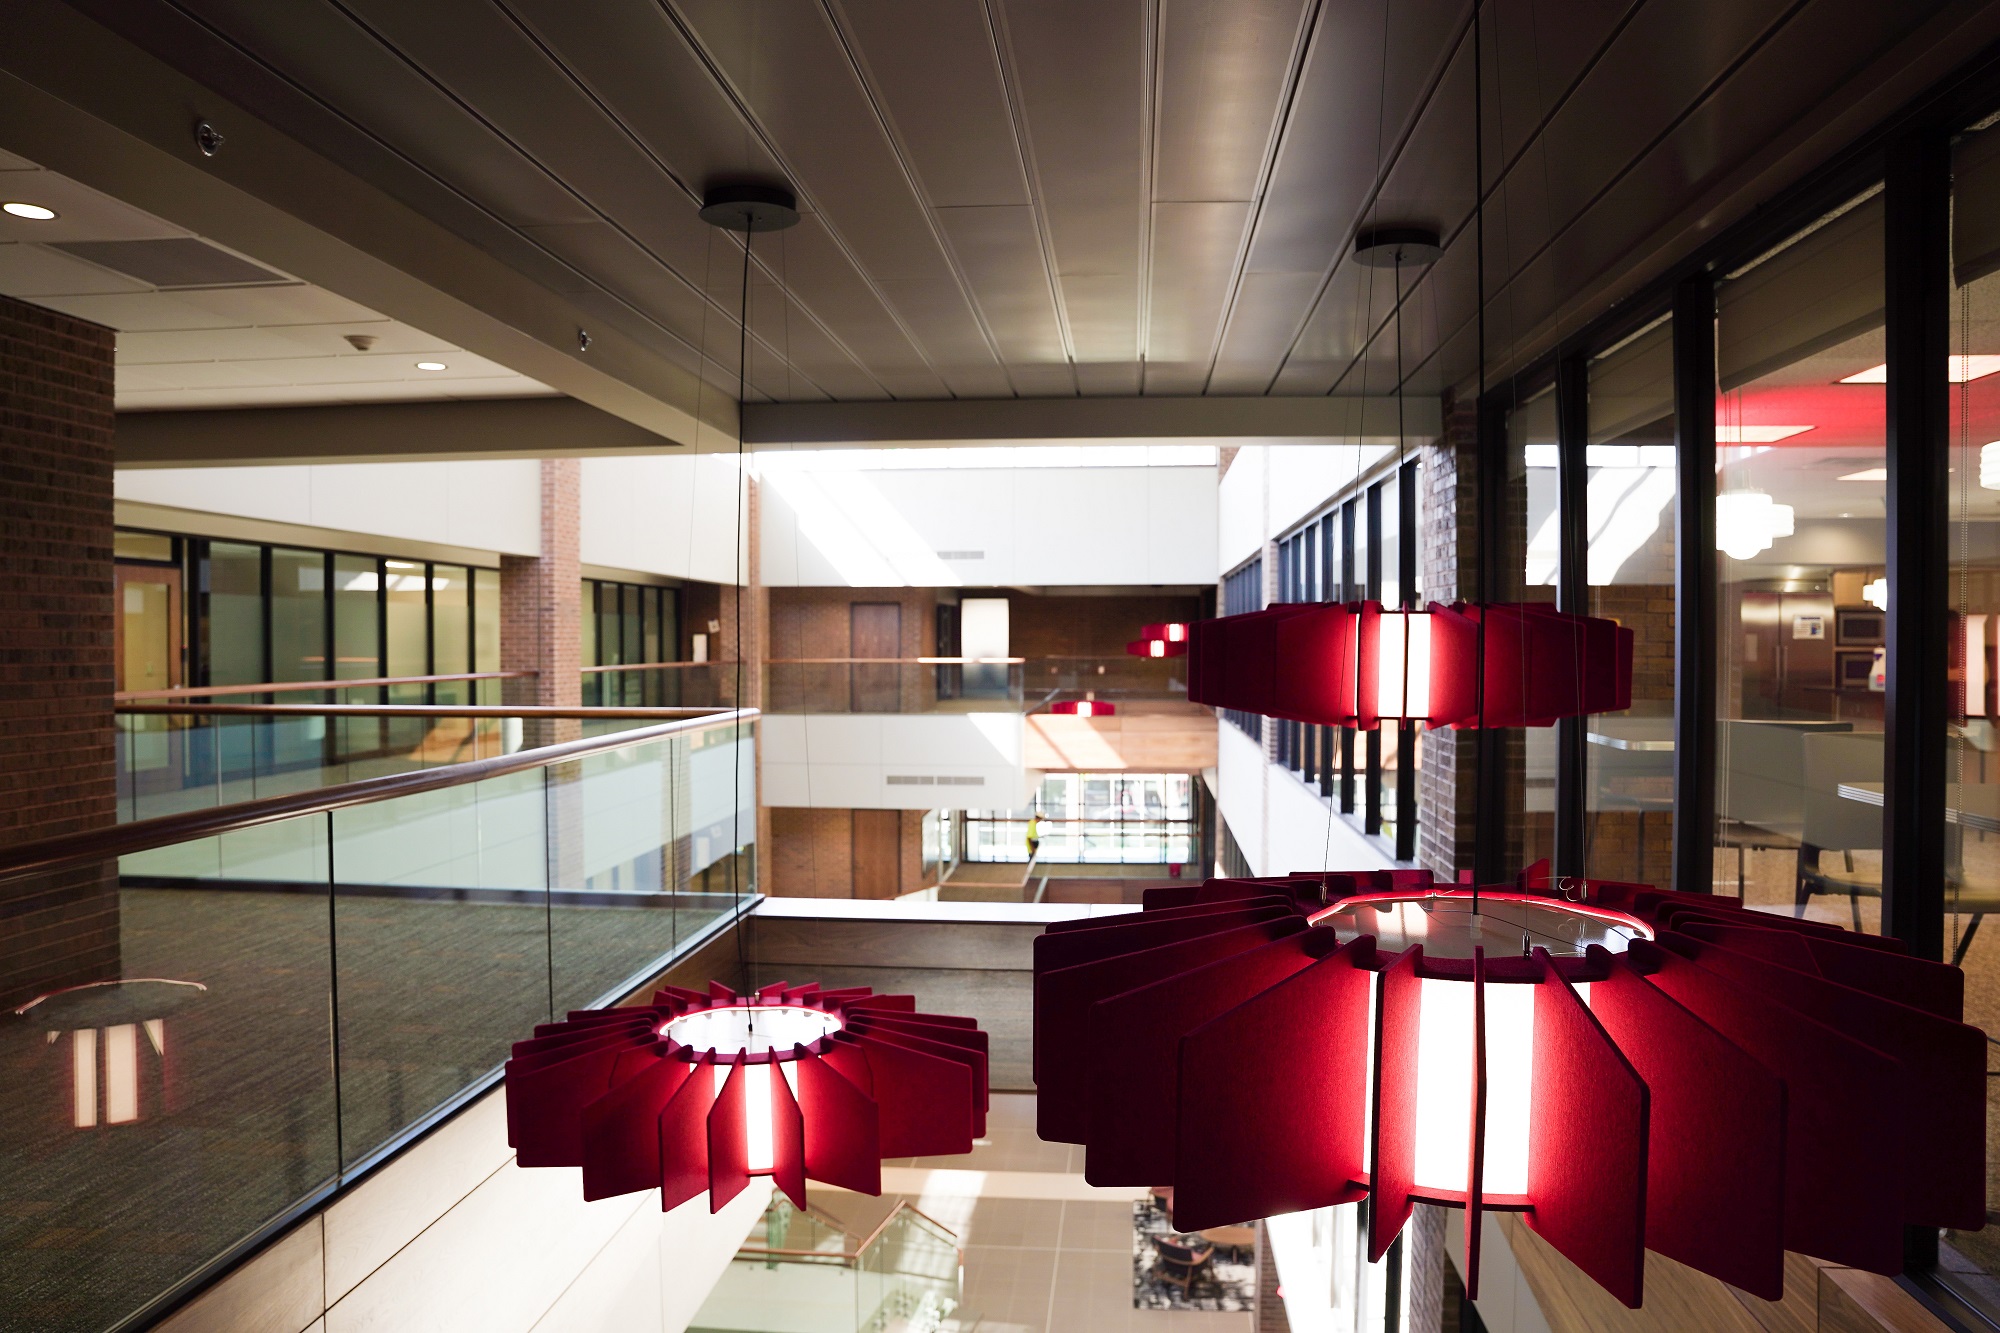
[1716,424,1813,443]
[415,361,447,371]
[1836,467,1888,482]
[1839,356,2000,384]
[2,202,57,220]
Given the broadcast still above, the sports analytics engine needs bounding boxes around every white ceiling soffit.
[0,152,553,412]
[743,394,1437,448]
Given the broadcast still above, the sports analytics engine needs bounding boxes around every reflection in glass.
[205,542,265,687]
[1502,387,1560,873]
[1711,190,1885,927]
[1943,120,2000,1310]
[1584,318,1678,882]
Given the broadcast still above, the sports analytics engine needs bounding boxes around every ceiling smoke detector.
[1354,226,1443,268]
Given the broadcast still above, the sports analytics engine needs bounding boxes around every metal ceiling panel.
[1478,0,1633,185]
[1153,0,1310,204]
[504,0,786,195]
[1204,271,1327,393]
[1145,201,1254,395]
[178,0,595,228]
[752,216,950,400]
[996,0,1146,372]
[872,277,1016,397]
[0,243,150,296]
[933,205,1070,386]
[671,0,1010,394]
[833,0,1030,209]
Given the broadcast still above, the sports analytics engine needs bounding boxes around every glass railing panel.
[765,662,1024,715]
[549,735,678,1015]
[0,819,338,1333]
[328,766,551,1169]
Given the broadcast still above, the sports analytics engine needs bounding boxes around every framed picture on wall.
[1836,608,1885,646]
[1835,649,1877,690]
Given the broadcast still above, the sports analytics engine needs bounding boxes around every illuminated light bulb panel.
[1185,600,1632,729]
[1048,699,1116,717]
[505,983,988,1212]
[1127,636,1188,658]
[1032,866,1984,1308]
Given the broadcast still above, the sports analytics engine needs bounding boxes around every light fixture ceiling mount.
[1354,226,1443,268]
[699,183,801,233]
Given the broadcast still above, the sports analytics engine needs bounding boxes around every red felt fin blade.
[659,1061,718,1212]
[1633,939,1905,1272]
[1170,936,1377,1232]
[1369,947,1421,1263]
[1672,933,1985,1230]
[506,1036,652,1167]
[580,1054,692,1201]
[1084,930,1325,1186]
[849,1035,975,1158]
[1585,950,1786,1299]
[855,1028,989,1138]
[771,1063,807,1209]
[1464,951,1487,1302]
[1524,952,1648,1310]
[707,1062,750,1212]
[800,1054,882,1194]
[1038,917,1303,1140]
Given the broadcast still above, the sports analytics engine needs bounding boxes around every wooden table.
[1836,781,2000,835]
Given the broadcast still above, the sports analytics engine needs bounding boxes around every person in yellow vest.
[1026,812,1041,862]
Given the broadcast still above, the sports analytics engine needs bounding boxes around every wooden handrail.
[766,657,1024,665]
[0,709,758,885]
[117,671,533,702]
[582,660,736,674]
[118,704,725,719]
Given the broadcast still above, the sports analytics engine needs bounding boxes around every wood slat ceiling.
[72,0,2000,409]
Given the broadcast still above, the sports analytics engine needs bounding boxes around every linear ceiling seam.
[816,0,1026,397]
[1194,0,1325,399]
[652,0,977,402]
[490,0,875,404]
[981,0,1082,391]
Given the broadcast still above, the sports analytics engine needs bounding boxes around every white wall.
[580,454,747,584]
[1218,444,1395,575]
[117,460,544,555]
[155,1087,770,1333]
[1215,719,1390,877]
[759,461,1216,587]
[761,713,1031,810]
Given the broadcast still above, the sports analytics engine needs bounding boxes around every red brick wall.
[0,294,119,1005]
[1417,399,1480,881]
[500,458,582,714]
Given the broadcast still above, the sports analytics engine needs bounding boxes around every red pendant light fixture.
[1033,868,1983,1307]
[1128,622,1191,658]
[1185,600,1631,728]
[506,982,989,1212]
[1048,699,1116,717]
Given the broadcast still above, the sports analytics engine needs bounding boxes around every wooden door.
[850,602,902,713]
[851,809,901,899]
[115,564,182,695]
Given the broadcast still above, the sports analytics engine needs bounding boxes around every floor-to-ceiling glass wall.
[1710,190,1887,925]
[1583,318,1678,883]
[1945,114,2000,1313]
[1504,385,1560,876]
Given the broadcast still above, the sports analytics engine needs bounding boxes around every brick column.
[0,294,118,1005]
[501,459,581,729]
[1417,397,1481,882]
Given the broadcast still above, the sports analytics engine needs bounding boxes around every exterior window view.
[5,7,2000,1333]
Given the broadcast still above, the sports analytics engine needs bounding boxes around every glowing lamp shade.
[1715,490,1795,561]
[1139,622,1190,643]
[1127,637,1187,658]
[1031,864,1985,1310]
[505,983,988,1212]
[1186,600,1629,730]
[1049,699,1116,717]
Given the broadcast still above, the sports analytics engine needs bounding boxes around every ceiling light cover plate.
[3,201,57,220]
[700,183,801,233]
[1354,227,1443,267]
